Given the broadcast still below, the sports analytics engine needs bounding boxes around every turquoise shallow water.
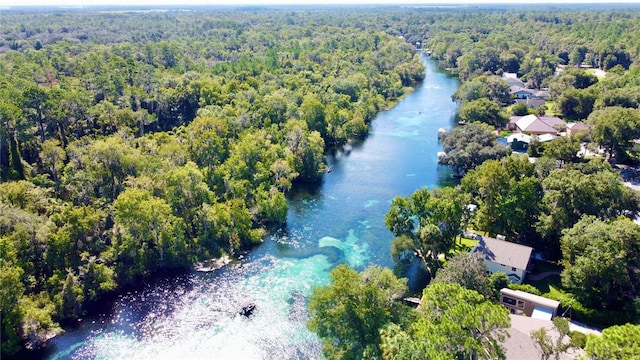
[44,56,459,360]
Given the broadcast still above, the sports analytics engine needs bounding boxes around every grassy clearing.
[543,102,562,117]
[447,236,478,258]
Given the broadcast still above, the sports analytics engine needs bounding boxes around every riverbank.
[44,55,459,360]
[193,255,233,272]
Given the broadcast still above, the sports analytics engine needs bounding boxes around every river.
[44,56,459,360]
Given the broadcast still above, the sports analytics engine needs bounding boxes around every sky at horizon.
[3,0,639,7]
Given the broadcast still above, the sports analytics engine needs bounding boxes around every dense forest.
[0,7,426,357]
[3,4,640,359]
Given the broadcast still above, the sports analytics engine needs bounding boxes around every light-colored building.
[509,86,551,100]
[471,236,533,284]
[503,72,525,88]
[508,114,566,136]
[566,122,590,137]
[500,288,560,320]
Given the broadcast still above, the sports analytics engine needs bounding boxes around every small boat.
[239,302,256,317]
[327,166,332,173]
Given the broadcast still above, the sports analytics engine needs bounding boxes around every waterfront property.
[500,288,560,320]
[508,114,566,136]
[471,236,533,284]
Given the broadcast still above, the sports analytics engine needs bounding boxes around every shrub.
[569,331,587,349]
[508,283,542,295]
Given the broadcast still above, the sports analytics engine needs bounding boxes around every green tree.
[462,156,541,243]
[381,283,510,360]
[300,94,326,138]
[39,139,66,188]
[7,134,25,180]
[542,136,581,164]
[588,106,640,162]
[530,317,576,360]
[112,188,188,283]
[512,103,530,116]
[538,164,639,253]
[55,271,83,321]
[488,272,510,301]
[0,254,25,357]
[286,122,325,182]
[555,88,596,121]
[438,122,511,177]
[18,293,61,352]
[432,252,492,298]
[386,187,469,274]
[161,161,214,239]
[584,324,640,360]
[198,199,262,256]
[308,264,408,360]
[459,98,508,128]
[560,216,640,309]
[452,75,511,106]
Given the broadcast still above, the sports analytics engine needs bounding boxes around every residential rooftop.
[472,236,533,270]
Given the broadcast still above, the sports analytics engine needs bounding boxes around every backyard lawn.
[525,260,629,328]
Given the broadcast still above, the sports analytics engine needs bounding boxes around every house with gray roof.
[502,72,524,88]
[471,236,533,284]
[514,98,546,110]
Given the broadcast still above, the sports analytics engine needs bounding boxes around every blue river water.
[44,56,459,360]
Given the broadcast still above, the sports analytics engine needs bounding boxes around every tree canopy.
[438,122,511,177]
[381,283,510,360]
[584,324,640,360]
[308,264,409,360]
[0,8,427,356]
[385,187,470,275]
[560,216,640,310]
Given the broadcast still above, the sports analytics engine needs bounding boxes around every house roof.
[506,133,532,144]
[514,98,546,109]
[536,133,557,142]
[500,288,560,310]
[503,73,524,86]
[534,90,550,99]
[504,315,584,360]
[567,122,590,131]
[510,86,534,94]
[472,236,533,270]
[539,115,565,129]
[503,72,519,80]
[516,115,558,135]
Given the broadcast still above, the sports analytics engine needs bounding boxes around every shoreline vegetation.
[0,6,427,357]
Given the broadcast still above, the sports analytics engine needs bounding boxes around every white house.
[471,236,533,284]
